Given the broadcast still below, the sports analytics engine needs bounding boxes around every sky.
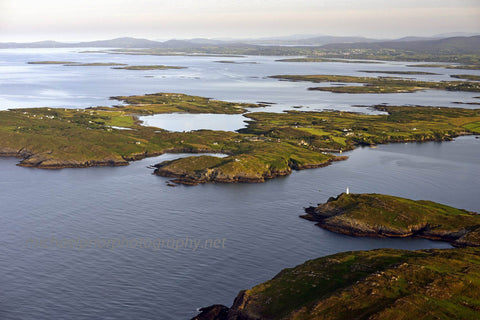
[0,0,479,42]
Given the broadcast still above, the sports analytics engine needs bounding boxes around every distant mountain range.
[322,35,480,54]
[1,34,479,54]
[0,37,165,49]
[238,35,381,46]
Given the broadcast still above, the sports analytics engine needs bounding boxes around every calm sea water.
[1,49,480,319]
[1,48,479,114]
[1,137,479,319]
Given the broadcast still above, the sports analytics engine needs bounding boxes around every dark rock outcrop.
[191,305,229,320]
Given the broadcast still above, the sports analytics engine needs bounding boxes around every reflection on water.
[139,113,248,132]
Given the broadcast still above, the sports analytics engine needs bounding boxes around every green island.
[112,65,186,70]
[195,194,480,319]
[28,61,127,67]
[194,247,480,320]
[28,61,185,70]
[358,70,439,75]
[407,64,480,70]
[27,61,77,64]
[0,93,479,185]
[454,101,480,106]
[64,62,128,67]
[106,93,262,114]
[276,58,384,64]
[303,193,480,247]
[451,74,480,81]
[270,74,480,93]
[215,60,257,64]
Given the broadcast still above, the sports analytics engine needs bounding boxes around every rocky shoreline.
[1,98,479,187]
[154,156,347,185]
[193,194,480,319]
[302,193,480,247]
[193,247,480,320]
[0,146,224,170]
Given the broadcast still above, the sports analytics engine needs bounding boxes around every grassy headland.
[451,74,480,81]
[276,58,384,63]
[240,105,480,150]
[303,193,480,246]
[0,93,337,179]
[194,247,480,320]
[1,94,479,184]
[270,74,480,93]
[106,93,262,114]
[407,64,480,70]
[28,61,185,70]
[358,70,439,75]
[155,105,480,184]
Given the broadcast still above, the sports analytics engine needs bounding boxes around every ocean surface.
[1,48,479,114]
[1,48,480,319]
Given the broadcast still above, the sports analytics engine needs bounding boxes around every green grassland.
[1,93,479,184]
[105,93,262,114]
[0,94,336,179]
[303,193,480,246]
[156,105,480,184]
[276,58,385,64]
[358,70,439,75]
[221,247,480,320]
[28,61,185,70]
[271,74,480,93]
[241,106,480,150]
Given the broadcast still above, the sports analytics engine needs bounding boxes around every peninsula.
[0,93,479,185]
[303,193,480,247]
[270,74,480,94]
[194,247,480,320]
[194,194,480,319]
[28,61,185,70]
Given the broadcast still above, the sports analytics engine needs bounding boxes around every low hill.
[303,193,480,246]
[194,247,480,320]
[321,35,480,55]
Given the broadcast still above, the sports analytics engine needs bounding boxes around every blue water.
[1,48,479,114]
[1,48,480,319]
[1,137,479,319]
